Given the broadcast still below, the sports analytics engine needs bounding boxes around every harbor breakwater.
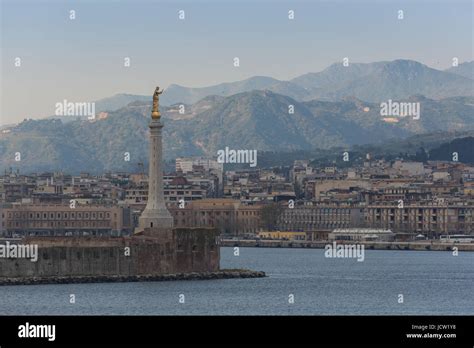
[0,269,266,286]
[221,239,474,251]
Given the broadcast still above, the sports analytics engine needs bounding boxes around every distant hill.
[76,59,474,111]
[445,61,474,80]
[252,131,474,169]
[161,59,474,105]
[26,59,473,128]
[293,60,473,102]
[161,76,311,106]
[290,61,386,99]
[1,91,473,173]
[428,137,474,163]
[45,93,151,124]
[94,93,150,113]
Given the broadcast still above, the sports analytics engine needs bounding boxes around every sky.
[0,0,473,125]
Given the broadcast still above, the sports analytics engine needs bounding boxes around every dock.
[221,239,474,251]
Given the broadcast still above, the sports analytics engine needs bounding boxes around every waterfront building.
[1,203,133,237]
[366,201,474,238]
[329,228,395,242]
[257,231,307,241]
[278,204,365,232]
[168,198,261,236]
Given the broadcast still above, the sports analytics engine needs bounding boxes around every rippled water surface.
[0,247,473,315]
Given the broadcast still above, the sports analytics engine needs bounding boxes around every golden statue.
[151,86,164,119]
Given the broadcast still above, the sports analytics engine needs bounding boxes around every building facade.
[366,202,474,238]
[168,199,261,236]
[1,204,133,237]
[278,204,364,232]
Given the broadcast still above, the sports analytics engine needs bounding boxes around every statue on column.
[152,86,164,119]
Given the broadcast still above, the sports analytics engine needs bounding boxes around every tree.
[414,147,428,163]
[260,203,284,231]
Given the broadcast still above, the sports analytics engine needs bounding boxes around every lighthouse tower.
[137,87,173,232]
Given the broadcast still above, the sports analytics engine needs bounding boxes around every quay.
[221,239,474,252]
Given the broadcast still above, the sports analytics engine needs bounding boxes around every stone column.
[138,118,173,232]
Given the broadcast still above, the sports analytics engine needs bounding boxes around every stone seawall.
[221,239,474,251]
[0,228,220,278]
[0,269,266,286]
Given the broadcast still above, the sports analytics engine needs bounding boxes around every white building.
[392,161,425,177]
[329,228,395,242]
[176,157,223,173]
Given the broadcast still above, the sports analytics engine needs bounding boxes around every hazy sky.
[1,0,472,125]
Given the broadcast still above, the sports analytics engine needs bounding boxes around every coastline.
[221,239,474,251]
[0,269,266,286]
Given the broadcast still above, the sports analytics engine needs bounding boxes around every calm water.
[0,247,473,315]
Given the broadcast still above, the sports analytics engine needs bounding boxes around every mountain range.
[1,59,473,173]
[93,59,474,111]
[1,93,473,173]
